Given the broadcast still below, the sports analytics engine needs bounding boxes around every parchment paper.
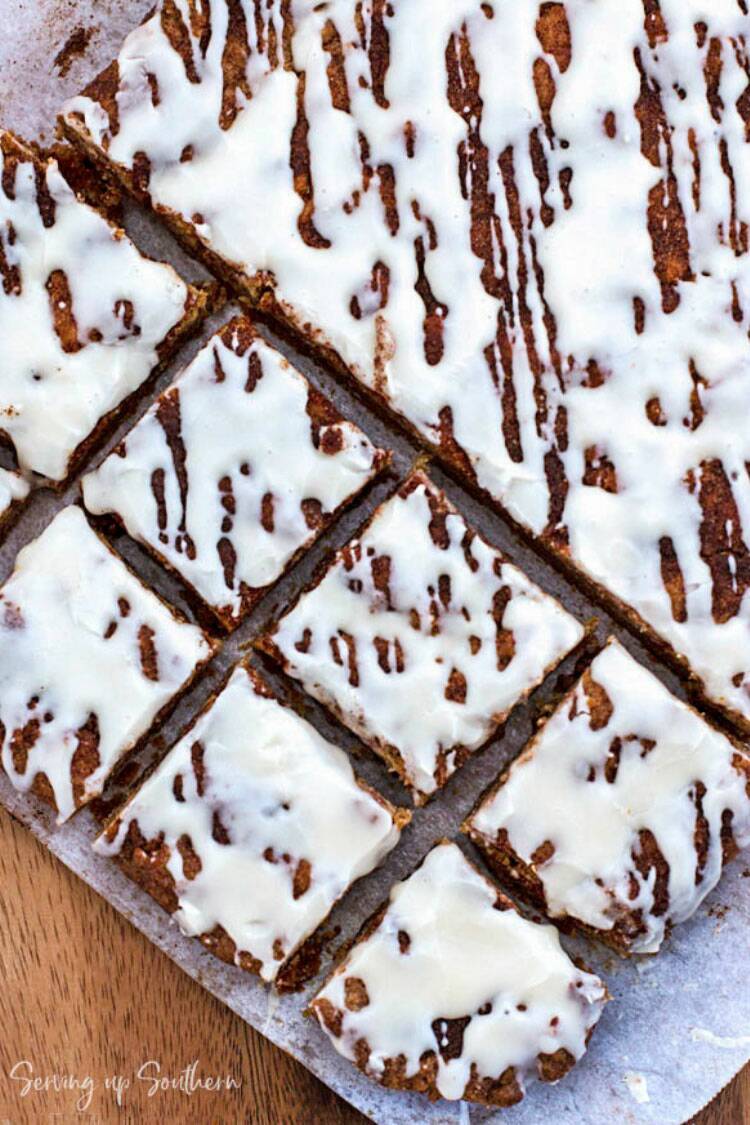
[1,4,749,1123]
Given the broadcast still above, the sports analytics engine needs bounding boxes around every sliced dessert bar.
[82,316,389,630]
[0,506,215,822]
[0,130,211,483]
[0,467,29,533]
[465,639,750,954]
[95,662,409,988]
[311,840,608,1107]
[61,3,750,738]
[258,472,584,803]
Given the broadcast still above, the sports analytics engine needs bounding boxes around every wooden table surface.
[0,809,747,1124]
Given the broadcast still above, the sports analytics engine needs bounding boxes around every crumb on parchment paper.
[53,25,97,77]
[623,1072,650,1105]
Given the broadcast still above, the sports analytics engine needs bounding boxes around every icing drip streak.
[0,467,29,525]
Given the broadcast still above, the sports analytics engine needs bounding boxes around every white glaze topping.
[312,841,607,1103]
[265,473,583,800]
[64,0,750,728]
[0,506,212,822]
[96,663,404,982]
[82,316,385,628]
[0,467,29,522]
[0,131,192,481]
[469,640,750,953]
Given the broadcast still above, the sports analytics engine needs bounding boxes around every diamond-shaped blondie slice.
[0,506,215,821]
[82,316,389,630]
[95,662,409,988]
[258,472,584,802]
[312,841,608,1107]
[465,639,750,954]
[0,130,210,483]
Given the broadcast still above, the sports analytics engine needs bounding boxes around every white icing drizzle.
[63,0,750,729]
[96,663,404,983]
[0,466,29,521]
[0,506,212,822]
[82,316,385,628]
[265,473,583,801]
[0,131,192,481]
[689,1027,750,1048]
[469,640,750,954]
[312,841,607,1103]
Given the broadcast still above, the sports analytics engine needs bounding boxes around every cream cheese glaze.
[0,467,29,523]
[312,841,608,1104]
[96,663,406,983]
[82,316,387,628]
[260,472,584,802]
[0,506,213,822]
[467,640,750,954]
[63,0,750,730]
[0,130,194,482]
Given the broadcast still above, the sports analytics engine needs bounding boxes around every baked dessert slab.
[465,639,750,955]
[258,471,584,803]
[82,315,390,631]
[0,505,215,822]
[60,2,750,738]
[311,840,608,1106]
[0,129,212,484]
[95,662,409,989]
[0,467,29,533]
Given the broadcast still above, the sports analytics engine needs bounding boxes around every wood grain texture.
[0,809,363,1123]
[0,806,746,1124]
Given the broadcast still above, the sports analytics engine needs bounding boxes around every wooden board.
[0,807,746,1123]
